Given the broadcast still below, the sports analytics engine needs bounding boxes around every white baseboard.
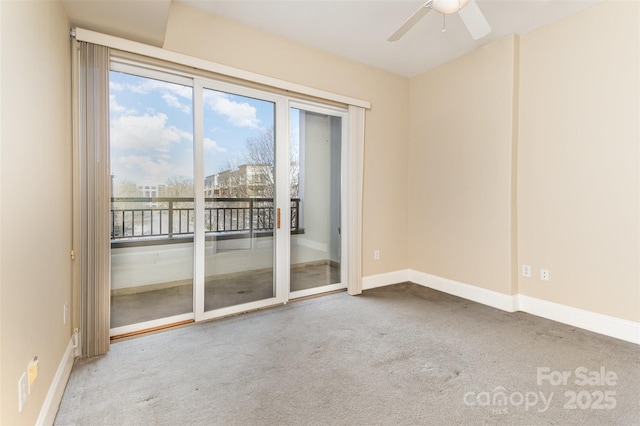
[294,237,327,253]
[518,295,640,345]
[362,270,410,290]
[36,336,76,426]
[363,268,639,345]
[409,270,518,312]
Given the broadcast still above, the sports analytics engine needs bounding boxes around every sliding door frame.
[108,60,197,337]
[288,100,349,300]
[194,78,289,322]
[101,47,364,336]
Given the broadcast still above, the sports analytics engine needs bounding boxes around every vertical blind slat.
[77,41,111,357]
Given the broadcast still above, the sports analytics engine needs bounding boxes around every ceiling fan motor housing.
[432,0,470,14]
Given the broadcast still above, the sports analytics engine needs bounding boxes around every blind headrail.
[72,27,371,110]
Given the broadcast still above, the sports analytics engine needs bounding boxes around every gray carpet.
[56,283,639,425]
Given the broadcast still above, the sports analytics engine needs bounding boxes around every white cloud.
[110,81,124,91]
[203,91,260,128]
[162,93,191,114]
[110,94,136,115]
[204,138,227,153]
[116,155,175,185]
[129,79,192,98]
[110,112,192,153]
[125,79,193,113]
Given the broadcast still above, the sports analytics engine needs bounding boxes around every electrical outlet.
[73,328,81,355]
[522,265,531,278]
[541,269,550,281]
[374,250,380,260]
[18,372,27,412]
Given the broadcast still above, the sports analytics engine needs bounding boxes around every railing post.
[168,200,174,239]
[293,199,300,231]
[249,198,254,241]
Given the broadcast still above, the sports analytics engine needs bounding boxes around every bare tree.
[289,138,299,199]
[244,127,299,198]
[162,176,193,198]
[210,127,299,199]
[244,128,275,198]
[111,179,141,198]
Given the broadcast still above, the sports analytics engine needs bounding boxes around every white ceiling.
[63,0,603,77]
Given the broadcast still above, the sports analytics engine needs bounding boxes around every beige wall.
[162,2,410,276]
[408,0,639,322]
[0,1,72,424]
[518,0,640,321]
[408,35,518,295]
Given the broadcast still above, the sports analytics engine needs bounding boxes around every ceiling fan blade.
[387,1,433,42]
[458,0,491,40]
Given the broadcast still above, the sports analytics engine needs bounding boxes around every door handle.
[277,208,281,229]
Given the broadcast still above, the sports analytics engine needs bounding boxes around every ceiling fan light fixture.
[432,0,470,14]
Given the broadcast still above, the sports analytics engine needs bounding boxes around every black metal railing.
[111,197,300,242]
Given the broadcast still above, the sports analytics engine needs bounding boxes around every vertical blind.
[74,41,111,357]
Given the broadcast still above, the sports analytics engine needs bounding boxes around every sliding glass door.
[202,87,277,313]
[289,104,346,298]
[108,60,351,335]
[109,68,195,332]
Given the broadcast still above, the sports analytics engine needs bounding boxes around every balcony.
[109,196,338,330]
[111,197,301,247]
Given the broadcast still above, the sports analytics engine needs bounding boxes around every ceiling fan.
[388,0,491,42]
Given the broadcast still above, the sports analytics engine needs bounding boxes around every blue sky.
[109,71,276,187]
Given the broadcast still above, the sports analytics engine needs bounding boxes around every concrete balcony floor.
[111,262,340,329]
